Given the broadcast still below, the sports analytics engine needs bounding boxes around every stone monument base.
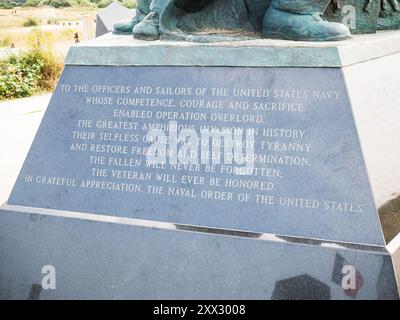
[1,32,400,299]
[0,205,398,299]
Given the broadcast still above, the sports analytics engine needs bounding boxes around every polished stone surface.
[343,51,400,243]
[344,52,400,209]
[66,31,400,67]
[8,65,385,246]
[3,32,400,300]
[0,208,397,299]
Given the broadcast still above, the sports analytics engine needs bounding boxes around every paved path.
[0,94,51,205]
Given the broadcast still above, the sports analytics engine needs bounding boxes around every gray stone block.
[96,3,135,37]
[2,33,400,299]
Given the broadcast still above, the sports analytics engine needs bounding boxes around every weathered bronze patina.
[113,0,400,41]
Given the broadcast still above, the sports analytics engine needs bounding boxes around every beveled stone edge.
[388,232,400,254]
[338,32,400,66]
[64,31,400,68]
[65,45,342,68]
[1,203,388,253]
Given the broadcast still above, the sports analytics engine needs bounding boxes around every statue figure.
[114,0,170,40]
[263,0,351,40]
[325,0,400,33]
[375,0,400,30]
[375,0,400,15]
[114,0,351,41]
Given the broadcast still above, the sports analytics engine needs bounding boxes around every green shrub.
[122,0,136,9]
[69,0,95,6]
[0,54,43,99]
[96,0,136,8]
[35,48,63,91]
[0,30,63,100]
[0,0,16,9]
[47,18,58,25]
[39,0,72,8]
[23,18,39,27]
[23,0,41,7]
[97,0,112,8]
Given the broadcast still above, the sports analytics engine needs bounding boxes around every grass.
[0,7,96,28]
[0,26,81,50]
[23,17,39,27]
[0,5,99,99]
[0,4,132,98]
[0,7,97,51]
[0,35,12,47]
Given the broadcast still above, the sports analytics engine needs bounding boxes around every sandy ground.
[0,93,51,205]
[0,7,96,28]
[0,24,94,56]
[0,7,97,54]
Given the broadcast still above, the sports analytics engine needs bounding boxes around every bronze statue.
[114,0,351,41]
[114,0,400,41]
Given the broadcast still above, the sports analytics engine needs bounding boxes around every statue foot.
[113,8,147,34]
[113,17,140,34]
[263,2,351,41]
[133,12,160,41]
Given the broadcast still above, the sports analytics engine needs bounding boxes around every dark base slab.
[0,208,398,300]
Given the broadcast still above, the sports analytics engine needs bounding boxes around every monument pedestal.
[0,206,397,299]
[1,32,400,299]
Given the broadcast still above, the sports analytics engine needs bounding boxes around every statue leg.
[263,0,351,41]
[377,0,400,30]
[132,0,171,40]
[113,0,152,34]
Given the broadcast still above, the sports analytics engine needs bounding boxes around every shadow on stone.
[271,274,331,300]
